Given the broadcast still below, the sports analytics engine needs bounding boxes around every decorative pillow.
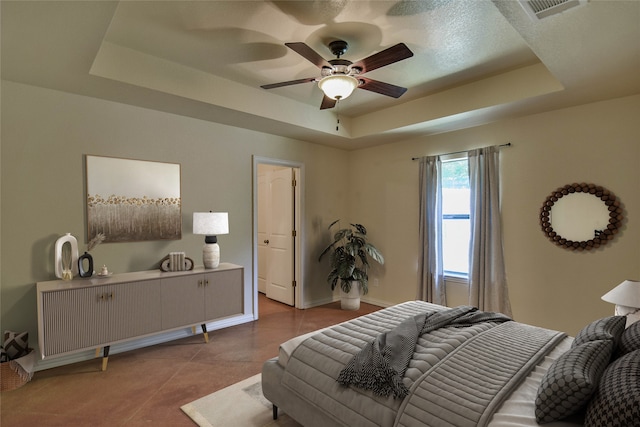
[585,349,640,427]
[618,321,640,357]
[3,330,29,360]
[535,339,613,424]
[0,345,7,363]
[572,316,626,348]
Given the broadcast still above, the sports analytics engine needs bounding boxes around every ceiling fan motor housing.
[328,40,349,58]
[324,59,360,78]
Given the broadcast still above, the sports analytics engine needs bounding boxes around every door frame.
[252,156,304,316]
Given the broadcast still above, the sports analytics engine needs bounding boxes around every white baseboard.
[300,296,338,309]
[302,295,393,310]
[35,314,255,372]
[360,296,393,308]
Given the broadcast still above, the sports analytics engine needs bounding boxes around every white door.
[265,167,295,305]
[257,172,269,294]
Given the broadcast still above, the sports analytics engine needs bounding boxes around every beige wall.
[352,94,640,335]
[1,80,639,369]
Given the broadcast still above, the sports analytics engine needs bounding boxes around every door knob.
[264,239,269,244]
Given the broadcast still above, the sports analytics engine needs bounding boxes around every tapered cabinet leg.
[101,346,110,371]
[201,324,209,343]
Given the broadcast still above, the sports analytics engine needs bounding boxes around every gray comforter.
[280,301,565,427]
[337,306,511,398]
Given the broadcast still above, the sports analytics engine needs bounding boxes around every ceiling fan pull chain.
[336,100,341,131]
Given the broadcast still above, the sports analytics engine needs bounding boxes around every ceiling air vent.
[520,0,587,20]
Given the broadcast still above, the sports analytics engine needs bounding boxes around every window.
[441,157,470,277]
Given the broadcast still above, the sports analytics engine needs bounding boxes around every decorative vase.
[340,281,361,310]
[54,233,79,280]
[78,252,94,278]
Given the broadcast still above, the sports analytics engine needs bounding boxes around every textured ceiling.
[2,1,639,149]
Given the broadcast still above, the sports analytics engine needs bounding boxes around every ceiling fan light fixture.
[318,75,359,100]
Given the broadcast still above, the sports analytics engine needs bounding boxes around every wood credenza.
[36,263,243,370]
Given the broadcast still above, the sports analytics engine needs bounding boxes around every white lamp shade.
[318,75,359,100]
[193,212,229,236]
[601,280,640,308]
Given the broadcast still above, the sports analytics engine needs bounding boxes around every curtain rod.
[411,142,512,161]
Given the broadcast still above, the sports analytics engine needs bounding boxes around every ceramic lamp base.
[202,242,220,269]
[615,305,640,327]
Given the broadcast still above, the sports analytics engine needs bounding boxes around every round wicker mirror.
[540,183,623,251]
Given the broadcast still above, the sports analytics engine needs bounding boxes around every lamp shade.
[193,212,229,236]
[318,75,359,100]
[601,280,640,308]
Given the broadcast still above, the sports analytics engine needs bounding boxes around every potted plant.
[318,220,384,310]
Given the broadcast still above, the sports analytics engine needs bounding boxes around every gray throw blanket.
[336,306,511,398]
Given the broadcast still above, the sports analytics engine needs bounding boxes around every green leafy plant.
[318,220,384,294]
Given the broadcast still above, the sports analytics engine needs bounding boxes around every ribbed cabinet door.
[161,275,205,329]
[41,286,111,356]
[106,280,162,342]
[204,269,243,320]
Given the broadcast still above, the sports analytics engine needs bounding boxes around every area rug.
[181,374,301,427]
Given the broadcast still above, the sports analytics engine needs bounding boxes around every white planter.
[340,281,361,310]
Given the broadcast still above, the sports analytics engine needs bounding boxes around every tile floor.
[0,294,380,426]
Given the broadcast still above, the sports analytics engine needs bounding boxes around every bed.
[262,300,640,427]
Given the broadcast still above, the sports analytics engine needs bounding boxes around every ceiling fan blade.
[351,43,413,74]
[261,77,317,90]
[285,42,332,69]
[358,77,408,98]
[320,95,337,110]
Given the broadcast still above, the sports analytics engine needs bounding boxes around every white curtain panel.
[418,156,446,305]
[468,146,512,317]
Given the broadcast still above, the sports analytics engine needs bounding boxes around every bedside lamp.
[193,212,229,269]
[601,279,640,326]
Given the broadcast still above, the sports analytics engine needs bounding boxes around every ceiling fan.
[260,40,414,110]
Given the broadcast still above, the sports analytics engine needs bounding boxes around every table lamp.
[193,212,229,269]
[601,279,640,326]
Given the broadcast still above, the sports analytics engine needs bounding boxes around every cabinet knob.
[264,239,269,244]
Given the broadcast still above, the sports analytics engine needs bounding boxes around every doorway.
[253,157,303,316]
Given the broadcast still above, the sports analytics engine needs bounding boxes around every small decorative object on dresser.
[54,233,79,280]
[76,232,106,278]
[159,253,194,272]
[77,252,94,278]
